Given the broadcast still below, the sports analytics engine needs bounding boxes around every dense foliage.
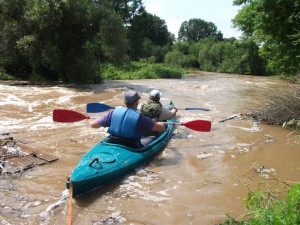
[219,184,300,225]
[102,62,184,80]
[165,36,266,75]
[232,0,300,76]
[127,12,173,62]
[0,0,129,82]
[178,18,223,42]
[0,0,299,82]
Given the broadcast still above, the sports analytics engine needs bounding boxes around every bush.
[102,62,185,80]
[249,86,300,127]
[219,184,300,225]
[0,68,16,80]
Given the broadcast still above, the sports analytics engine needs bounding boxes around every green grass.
[0,67,17,80]
[219,184,300,225]
[102,62,186,80]
[278,74,300,84]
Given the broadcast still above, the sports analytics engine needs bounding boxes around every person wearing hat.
[91,90,166,148]
[140,89,177,122]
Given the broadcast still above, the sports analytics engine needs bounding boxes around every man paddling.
[91,90,166,147]
[140,89,177,121]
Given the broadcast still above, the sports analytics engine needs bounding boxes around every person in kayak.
[91,90,166,148]
[140,89,177,121]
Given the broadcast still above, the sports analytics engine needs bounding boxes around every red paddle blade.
[182,120,211,132]
[53,109,90,123]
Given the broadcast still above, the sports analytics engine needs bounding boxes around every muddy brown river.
[0,72,299,225]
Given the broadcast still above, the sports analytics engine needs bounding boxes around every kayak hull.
[67,105,175,198]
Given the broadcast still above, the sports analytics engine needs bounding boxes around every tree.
[195,37,265,75]
[232,0,300,75]
[127,12,173,61]
[178,18,223,42]
[108,0,145,24]
[0,0,127,82]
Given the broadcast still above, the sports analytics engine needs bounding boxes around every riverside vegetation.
[0,0,299,83]
[219,183,300,225]
[219,82,300,225]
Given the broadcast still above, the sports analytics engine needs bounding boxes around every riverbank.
[249,84,300,133]
[219,183,300,225]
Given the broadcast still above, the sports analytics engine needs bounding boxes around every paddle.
[164,120,211,132]
[53,109,92,123]
[53,109,211,132]
[86,102,210,113]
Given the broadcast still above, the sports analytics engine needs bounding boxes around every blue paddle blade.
[86,103,115,113]
[184,108,210,111]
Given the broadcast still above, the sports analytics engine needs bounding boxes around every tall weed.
[219,184,300,225]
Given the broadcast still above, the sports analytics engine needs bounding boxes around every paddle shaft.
[86,103,210,113]
[67,179,73,225]
[163,122,183,125]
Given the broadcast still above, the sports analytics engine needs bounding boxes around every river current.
[0,72,299,225]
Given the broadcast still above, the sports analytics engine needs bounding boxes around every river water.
[0,72,299,225]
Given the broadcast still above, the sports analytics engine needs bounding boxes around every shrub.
[102,62,184,80]
[219,184,300,225]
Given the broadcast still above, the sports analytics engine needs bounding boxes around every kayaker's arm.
[151,122,166,133]
[91,118,101,128]
[159,107,177,121]
[91,111,113,128]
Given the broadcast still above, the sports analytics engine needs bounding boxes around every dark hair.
[125,99,138,108]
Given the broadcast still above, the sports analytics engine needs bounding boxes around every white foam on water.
[117,169,171,202]
[57,96,71,103]
[0,94,28,107]
[39,189,69,224]
[227,123,262,132]
[101,211,127,224]
[0,113,58,131]
[0,217,10,225]
[2,145,27,156]
[196,152,214,159]
[28,115,57,130]
[236,143,252,153]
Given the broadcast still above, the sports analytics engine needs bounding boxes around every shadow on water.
[152,146,183,167]
[74,179,121,207]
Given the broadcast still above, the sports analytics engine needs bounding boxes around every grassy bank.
[102,62,186,80]
[0,62,186,82]
[219,184,300,225]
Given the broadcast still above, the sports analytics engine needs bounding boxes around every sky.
[143,0,242,38]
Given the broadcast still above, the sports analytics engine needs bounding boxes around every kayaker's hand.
[152,122,167,133]
[169,106,177,112]
[153,118,159,122]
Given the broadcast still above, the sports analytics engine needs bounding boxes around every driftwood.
[249,85,300,127]
[0,134,58,175]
